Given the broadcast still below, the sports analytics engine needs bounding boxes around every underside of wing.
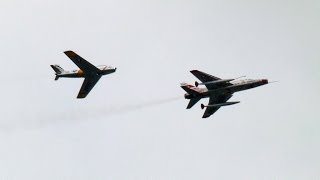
[77,76,101,98]
[190,70,232,90]
[190,70,221,82]
[202,94,233,118]
[64,50,100,73]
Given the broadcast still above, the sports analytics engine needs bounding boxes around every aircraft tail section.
[180,83,201,95]
[50,64,64,81]
[51,64,64,74]
[187,97,201,109]
[181,83,202,109]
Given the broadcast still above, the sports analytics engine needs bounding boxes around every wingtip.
[64,50,76,56]
[202,114,210,118]
[77,94,87,99]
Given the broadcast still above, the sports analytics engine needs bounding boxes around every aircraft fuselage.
[57,66,116,79]
[185,79,268,99]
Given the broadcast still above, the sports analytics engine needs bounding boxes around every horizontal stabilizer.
[187,97,201,109]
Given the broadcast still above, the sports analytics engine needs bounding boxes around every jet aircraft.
[51,51,116,98]
[181,70,268,118]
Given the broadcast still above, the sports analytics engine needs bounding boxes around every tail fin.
[50,65,64,81]
[50,64,64,74]
[181,83,202,109]
[180,83,201,95]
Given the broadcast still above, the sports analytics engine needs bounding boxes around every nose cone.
[262,79,268,84]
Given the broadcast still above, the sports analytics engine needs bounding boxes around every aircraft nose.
[262,79,268,84]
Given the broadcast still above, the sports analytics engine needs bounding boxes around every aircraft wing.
[77,76,101,98]
[202,94,233,118]
[190,70,232,90]
[64,50,100,73]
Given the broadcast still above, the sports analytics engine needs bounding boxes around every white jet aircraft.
[181,70,268,118]
[51,50,116,98]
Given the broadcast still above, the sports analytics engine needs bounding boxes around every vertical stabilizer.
[50,64,64,74]
[50,65,64,81]
[180,83,201,95]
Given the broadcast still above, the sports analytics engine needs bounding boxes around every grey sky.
[0,0,319,179]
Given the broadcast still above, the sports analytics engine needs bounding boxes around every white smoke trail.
[39,96,183,129]
[103,96,182,115]
[0,96,183,132]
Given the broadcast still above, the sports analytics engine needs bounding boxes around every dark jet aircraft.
[51,51,116,98]
[181,70,268,118]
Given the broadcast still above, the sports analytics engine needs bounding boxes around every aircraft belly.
[230,83,261,92]
[206,89,229,96]
[202,92,213,98]
[59,73,83,78]
[224,84,250,92]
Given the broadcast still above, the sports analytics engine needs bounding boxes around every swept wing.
[190,70,232,90]
[64,50,100,73]
[202,94,233,118]
[64,50,103,98]
[77,76,101,98]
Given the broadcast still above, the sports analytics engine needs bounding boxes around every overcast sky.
[0,0,319,179]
